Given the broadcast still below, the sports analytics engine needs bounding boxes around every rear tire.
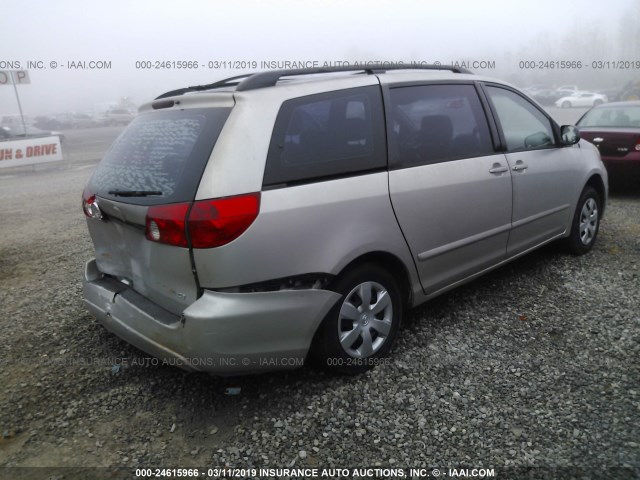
[564,186,601,255]
[562,101,571,108]
[594,99,603,106]
[310,264,402,374]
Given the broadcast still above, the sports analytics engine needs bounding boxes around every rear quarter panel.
[192,172,419,296]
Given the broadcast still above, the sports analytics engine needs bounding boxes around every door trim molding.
[511,204,571,229]
[417,223,511,261]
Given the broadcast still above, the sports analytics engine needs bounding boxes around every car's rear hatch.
[579,127,640,158]
[84,102,232,315]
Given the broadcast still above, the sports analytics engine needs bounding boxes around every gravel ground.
[0,163,638,480]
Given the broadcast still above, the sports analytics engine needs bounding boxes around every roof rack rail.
[236,64,472,91]
[154,74,252,100]
[154,64,472,99]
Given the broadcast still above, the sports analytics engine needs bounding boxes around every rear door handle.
[512,160,528,172]
[489,164,509,174]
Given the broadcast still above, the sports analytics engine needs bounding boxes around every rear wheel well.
[585,174,606,217]
[332,252,413,308]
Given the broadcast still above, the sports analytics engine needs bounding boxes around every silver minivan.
[82,66,607,375]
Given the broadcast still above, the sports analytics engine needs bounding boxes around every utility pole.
[11,71,28,135]
[0,70,30,134]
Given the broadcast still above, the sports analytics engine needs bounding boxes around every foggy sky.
[1,0,637,116]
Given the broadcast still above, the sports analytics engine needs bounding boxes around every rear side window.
[389,84,494,168]
[264,86,386,186]
[89,108,231,205]
[485,86,555,151]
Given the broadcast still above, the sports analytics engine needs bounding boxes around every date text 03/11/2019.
[519,59,640,69]
[134,467,497,478]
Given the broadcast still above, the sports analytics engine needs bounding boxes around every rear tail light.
[635,139,640,151]
[145,203,190,247]
[188,193,261,248]
[82,189,103,220]
[144,193,260,249]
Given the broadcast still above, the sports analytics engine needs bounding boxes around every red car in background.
[577,101,640,183]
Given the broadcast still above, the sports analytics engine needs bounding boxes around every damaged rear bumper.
[82,259,340,374]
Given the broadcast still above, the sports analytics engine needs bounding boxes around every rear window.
[263,86,386,186]
[89,108,231,205]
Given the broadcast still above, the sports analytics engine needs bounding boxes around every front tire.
[565,186,601,255]
[311,264,402,374]
[562,101,571,108]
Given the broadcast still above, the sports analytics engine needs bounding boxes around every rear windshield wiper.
[107,190,163,197]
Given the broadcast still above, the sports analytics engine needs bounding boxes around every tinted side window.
[264,86,386,186]
[389,84,494,167]
[485,86,555,151]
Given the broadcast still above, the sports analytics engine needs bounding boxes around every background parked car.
[554,84,579,96]
[35,112,102,130]
[531,88,565,106]
[556,91,607,108]
[0,125,65,144]
[99,108,135,126]
[590,82,640,104]
[596,88,622,103]
[68,113,100,129]
[1,114,33,128]
[619,79,640,101]
[522,84,546,96]
[33,115,65,131]
[0,126,12,141]
[577,100,640,183]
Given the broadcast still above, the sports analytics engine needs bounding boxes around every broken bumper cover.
[82,259,341,374]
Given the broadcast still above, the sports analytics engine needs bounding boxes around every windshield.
[578,106,640,128]
[89,107,231,205]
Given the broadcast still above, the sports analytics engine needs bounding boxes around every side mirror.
[561,125,580,145]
